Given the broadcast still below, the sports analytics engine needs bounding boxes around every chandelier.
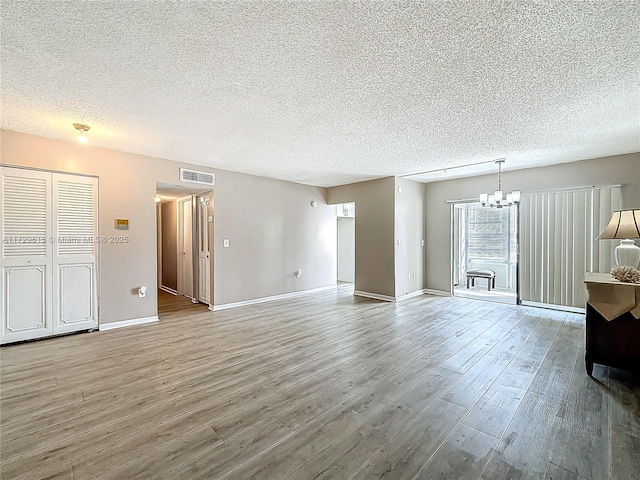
[479,159,520,208]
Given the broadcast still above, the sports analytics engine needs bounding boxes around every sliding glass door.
[452,202,518,304]
[452,186,620,310]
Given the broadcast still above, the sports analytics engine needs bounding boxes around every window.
[466,203,515,262]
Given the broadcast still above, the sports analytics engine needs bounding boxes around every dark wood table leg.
[585,353,594,377]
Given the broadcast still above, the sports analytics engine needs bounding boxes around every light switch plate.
[223,239,230,248]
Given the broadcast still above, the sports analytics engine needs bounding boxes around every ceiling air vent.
[179,168,215,186]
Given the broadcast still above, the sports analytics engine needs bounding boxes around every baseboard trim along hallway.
[212,284,338,311]
[355,289,433,302]
[98,315,159,331]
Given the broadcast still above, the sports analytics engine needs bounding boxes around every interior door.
[52,173,98,334]
[0,167,53,344]
[177,196,193,298]
[198,196,211,304]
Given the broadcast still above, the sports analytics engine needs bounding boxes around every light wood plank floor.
[1,288,638,479]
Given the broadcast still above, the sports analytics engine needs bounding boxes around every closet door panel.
[52,174,98,334]
[5,266,47,332]
[0,167,53,344]
[59,263,95,326]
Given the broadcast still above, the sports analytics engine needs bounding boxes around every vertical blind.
[519,186,621,308]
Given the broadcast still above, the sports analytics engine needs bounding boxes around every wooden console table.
[584,273,640,376]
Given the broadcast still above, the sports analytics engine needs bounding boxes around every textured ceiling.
[1,1,639,187]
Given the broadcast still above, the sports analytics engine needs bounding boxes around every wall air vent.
[179,168,215,186]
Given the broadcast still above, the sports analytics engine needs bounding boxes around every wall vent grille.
[179,168,215,186]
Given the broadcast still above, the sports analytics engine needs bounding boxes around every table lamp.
[597,209,640,268]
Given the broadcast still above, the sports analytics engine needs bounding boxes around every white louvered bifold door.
[52,174,98,334]
[0,167,54,344]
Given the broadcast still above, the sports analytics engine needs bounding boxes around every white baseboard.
[424,288,451,297]
[395,289,428,302]
[212,285,338,311]
[99,316,159,331]
[160,286,177,295]
[521,301,585,314]
[354,290,396,302]
[355,290,430,303]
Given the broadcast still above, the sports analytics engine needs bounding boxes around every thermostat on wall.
[115,219,129,230]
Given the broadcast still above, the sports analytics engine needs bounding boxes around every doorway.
[156,183,213,314]
[337,203,355,287]
[452,202,518,304]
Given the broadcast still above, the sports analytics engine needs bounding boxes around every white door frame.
[156,203,162,292]
[196,194,212,305]
[177,195,194,299]
[449,200,520,302]
[156,189,213,309]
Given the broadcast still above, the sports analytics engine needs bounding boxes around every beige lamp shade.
[597,209,640,240]
[598,209,640,268]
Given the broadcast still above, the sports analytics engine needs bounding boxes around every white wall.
[395,177,426,297]
[337,217,355,283]
[337,203,356,217]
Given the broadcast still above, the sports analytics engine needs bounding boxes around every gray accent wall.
[328,177,396,297]
[212,170,337,304]
[1,129,338,323]
[424,153,640,293]
[328,176,426,299]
